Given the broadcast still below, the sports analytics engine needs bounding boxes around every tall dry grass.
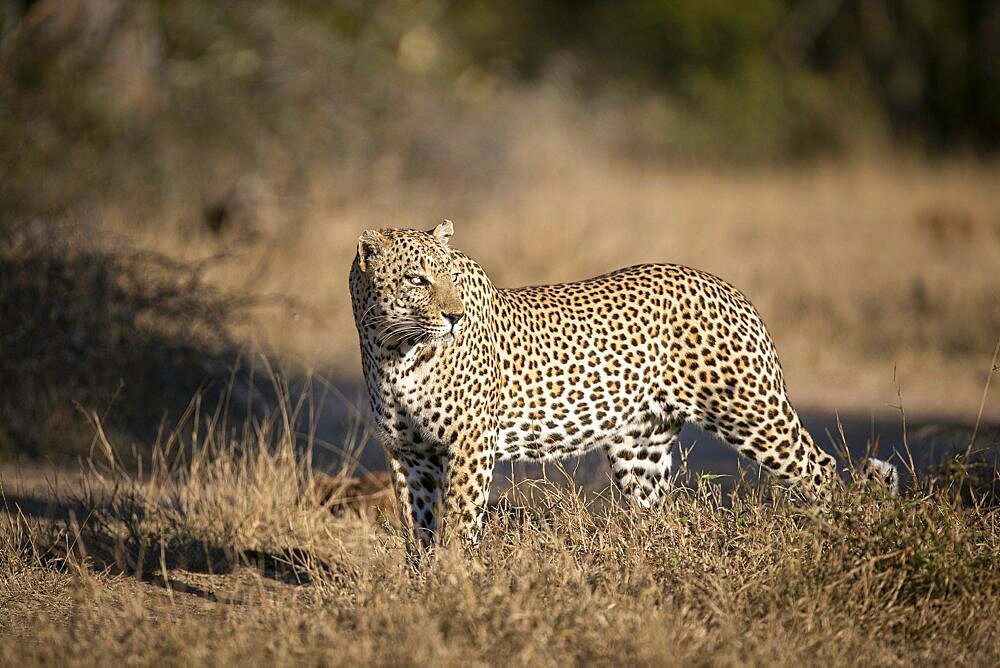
[2,380,1000,665]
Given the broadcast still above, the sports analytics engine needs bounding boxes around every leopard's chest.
[362,349,456,454]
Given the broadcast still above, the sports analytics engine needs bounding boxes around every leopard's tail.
[797,425,899,499]
[858,457,900,496]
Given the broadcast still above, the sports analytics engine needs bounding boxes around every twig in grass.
[966,336,1000,460]
[889,364,919,488]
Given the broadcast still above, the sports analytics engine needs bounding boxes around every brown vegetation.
[3,398,1000,664]
[3,2,999,662]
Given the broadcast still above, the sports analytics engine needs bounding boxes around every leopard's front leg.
[389,433,496,550]
[441,436,496,546]
[389,451,446,550]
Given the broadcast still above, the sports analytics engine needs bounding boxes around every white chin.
[427,332,456,347]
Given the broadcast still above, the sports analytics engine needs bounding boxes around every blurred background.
[1,0,998,473]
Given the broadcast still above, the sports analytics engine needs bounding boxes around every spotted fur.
[349,221,897,548]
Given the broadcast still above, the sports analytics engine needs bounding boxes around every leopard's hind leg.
[606,419,681,506]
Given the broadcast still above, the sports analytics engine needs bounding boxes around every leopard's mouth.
[426,319,463,346]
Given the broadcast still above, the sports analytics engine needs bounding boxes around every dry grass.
[5,129,998,666]
[3,384,1000,666]
[4,8,999,659]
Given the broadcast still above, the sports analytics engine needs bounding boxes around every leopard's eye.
[406,275,429,287]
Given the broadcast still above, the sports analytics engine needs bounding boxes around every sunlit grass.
[2,381,999,664]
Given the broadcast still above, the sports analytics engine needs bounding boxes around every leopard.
[349,221,898,548]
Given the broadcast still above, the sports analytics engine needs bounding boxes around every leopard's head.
[351,220,466,349]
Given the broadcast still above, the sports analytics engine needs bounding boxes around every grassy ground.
[4,135,999,666]
[3,403,1000,665]
[4,5,999,661]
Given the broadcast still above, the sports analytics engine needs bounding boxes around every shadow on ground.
[0,484,344,590]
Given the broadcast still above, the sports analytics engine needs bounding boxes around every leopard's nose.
[443,311,465,326]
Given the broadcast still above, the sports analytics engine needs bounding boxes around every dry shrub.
[0,220,287,462]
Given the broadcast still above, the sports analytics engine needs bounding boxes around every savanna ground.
[4,1,1000,663]
[3,154,1000,665]
[3,399,1000,665]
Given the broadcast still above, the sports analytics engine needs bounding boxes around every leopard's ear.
[357,229,388,273]
[432,219,454,246]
